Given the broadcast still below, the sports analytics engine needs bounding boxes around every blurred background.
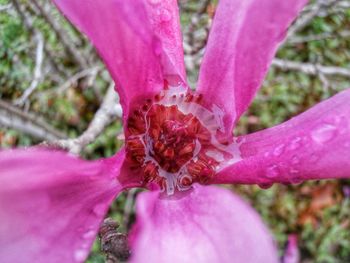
[1,0,350,262]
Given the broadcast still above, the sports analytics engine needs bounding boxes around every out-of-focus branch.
[11,0,66,79]
[44,83,122,154]
[14,32,45,106]
[288,30,350,44]
[30,0,88,69]
[0,3,12,11]
[286,0,338,40]
[57,67,100,93]
[0,100,66,141]
[123,189,137,228]
[272,59,350,78]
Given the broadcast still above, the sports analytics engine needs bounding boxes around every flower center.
[125,85,241,195]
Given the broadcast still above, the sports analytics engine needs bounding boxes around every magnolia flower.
[1,0,349,262]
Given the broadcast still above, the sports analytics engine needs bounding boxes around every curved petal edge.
[213,89,350,186]
[129,185,278,263]
[197,0,308,134]
[0,148,125,263]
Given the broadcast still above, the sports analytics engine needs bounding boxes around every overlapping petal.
[129,185,278,263]
[146,0,186,80]
[197,0,308,134]
[0,148,126,263]
[53,0,186,124]
[213,89,350,186]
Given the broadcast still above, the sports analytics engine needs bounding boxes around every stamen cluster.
[125,85,239,194]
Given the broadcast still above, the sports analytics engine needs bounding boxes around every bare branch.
[47,83,122,154]
[14,32,45,106]
[0,3,12,12]
[272,58,350,79]
[0,100,66,141]
[29,0,88,68]
[44,67,101,97]
[286,0,338,40]
[288,30,350,44]
[11,0,67,79]
[123,189,137,228]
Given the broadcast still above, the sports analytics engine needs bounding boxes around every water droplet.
[311,123,337,143]
[153,41,162,56]
[309,153,320,163]
[83,229,96,239]
[287,168,302,184]
[288,137,302,150]
[273,144,285,156]
[345,142,350,148]
[266,165,280,178]
[93,204,105,216]
[291,156,300,165]
[74,248,88,262]
[148,0,161,5]
[160,9,172,22]
[290,177,303,184]
[258,183,273,189]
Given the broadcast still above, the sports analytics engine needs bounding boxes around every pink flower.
[1,0,349,262]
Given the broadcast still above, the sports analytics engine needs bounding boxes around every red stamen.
[125,87,236,194]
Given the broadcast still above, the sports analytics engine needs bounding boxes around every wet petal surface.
[213,89,350,186]
[197,0,307,133]
[0,148,125,263]
[53,0,186,124]
[129,185,278,263]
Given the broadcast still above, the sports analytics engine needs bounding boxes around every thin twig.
[272,59,350,79]
[45,83,122,154]
[0,100,66,141]
[288,30,350,44]
[286,0,338,40]
[14,33,45,106]
[30,0,88,68]
[39,66,101,98]
[0,3,12,11]
[11,0,66,79]
[123,189,137,228]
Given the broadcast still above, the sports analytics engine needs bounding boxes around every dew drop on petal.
[288,137,302,150]
[83,229,96,239]
[148,0,161,5]
[345,142,350,148]
[273,144,285,156]
[159,9,172,22]
[291,156,300,165]
[258,183,273,189]
[92,204,105,217]
[309,153,320,163]
[74,248,88,262]
[334,115,348,134]
[288,169,302,184]
[266,164,280,178]
[311,123,337,143]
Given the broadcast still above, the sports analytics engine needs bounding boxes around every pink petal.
[213,89,350,186]
[129,185,278,263]
[0,148,126,263]
[197,0,307,134]
[146,0,186,80]
[53,0,186,123]
[282,235,299,263]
